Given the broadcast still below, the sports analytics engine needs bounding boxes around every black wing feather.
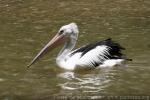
[71,38,125,59]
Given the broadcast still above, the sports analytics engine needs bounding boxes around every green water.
[0,0,150,99]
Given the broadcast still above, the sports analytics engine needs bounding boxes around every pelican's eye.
[59,30,64,35]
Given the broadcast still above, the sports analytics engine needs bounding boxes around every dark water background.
[0,0,150,99]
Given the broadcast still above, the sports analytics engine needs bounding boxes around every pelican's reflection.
[57,68,115,93]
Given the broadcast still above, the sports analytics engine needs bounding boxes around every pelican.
[27,23,131,70]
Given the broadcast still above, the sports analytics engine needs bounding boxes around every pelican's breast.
[56,52,81,70]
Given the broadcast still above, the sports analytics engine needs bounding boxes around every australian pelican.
[27,23,131,70]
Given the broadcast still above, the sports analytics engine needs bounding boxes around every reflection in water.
[57,68,113,94]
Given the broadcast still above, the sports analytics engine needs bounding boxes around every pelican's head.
[27,23,79,68]
[58,23,79,41]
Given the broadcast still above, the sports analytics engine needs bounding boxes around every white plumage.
[56,45,124,70]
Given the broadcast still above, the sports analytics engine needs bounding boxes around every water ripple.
[57,70,112,93]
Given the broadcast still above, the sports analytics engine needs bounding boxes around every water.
[0,0,150,99]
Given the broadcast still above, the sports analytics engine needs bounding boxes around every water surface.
[0,0,150,99]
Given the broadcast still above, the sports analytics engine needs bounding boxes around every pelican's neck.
[56,38,77,61]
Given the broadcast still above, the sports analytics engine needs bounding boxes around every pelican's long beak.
[27,33,67,68]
